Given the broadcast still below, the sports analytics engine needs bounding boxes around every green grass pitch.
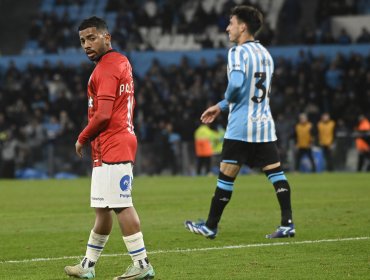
[0,173,369,279]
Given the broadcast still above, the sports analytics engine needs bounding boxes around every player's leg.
[113,207,154,280]
[185,139,242,239]
[65,165,113,279]
[206,162,239,229]
[185,162,239,238]
[83,208,112,266]
[261,142,295,238]
[64,208,112,278]
[112,162,154,280]
[264,162,295,238]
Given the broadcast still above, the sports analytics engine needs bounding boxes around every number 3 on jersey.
[251,72,271,103]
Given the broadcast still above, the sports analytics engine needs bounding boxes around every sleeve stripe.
[97,95,115,101]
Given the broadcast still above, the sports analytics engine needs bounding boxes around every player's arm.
[201,70,244,123]
[217,99,229,111]
[76,96,114,157]
[76,64,119,157]
[224,70,244,103]
[212,70,245,114]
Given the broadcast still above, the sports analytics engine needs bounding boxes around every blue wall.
[0,44,369,77]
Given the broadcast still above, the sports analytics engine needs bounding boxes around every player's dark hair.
[230,5,263,36]
[78,16,108,32]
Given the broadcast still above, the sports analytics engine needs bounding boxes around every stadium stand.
[20,0,370,55]
[0,0,369,177]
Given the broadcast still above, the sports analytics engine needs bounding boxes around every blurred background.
[0,0,369,179]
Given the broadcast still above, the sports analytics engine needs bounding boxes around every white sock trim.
[85,230,109,263]
[123,231,147,262]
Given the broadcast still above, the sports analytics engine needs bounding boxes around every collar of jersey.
[95,48,117,62]
[241,40,259,44]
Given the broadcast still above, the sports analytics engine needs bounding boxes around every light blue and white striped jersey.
[224,40,277,143]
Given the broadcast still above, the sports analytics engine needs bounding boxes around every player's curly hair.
[230,5,263,36]
[78,16,108,32]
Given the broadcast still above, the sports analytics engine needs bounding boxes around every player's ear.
[242,23,248,34]
[104,33,111,45]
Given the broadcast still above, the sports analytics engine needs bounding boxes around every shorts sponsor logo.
[120,175,132,192]
[91,197,104,201]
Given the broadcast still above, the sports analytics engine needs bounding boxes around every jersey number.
[127,95,134,133]
[251,72,267,103]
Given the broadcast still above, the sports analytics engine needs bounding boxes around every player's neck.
[94,47,114,64]
[237,34,255,45]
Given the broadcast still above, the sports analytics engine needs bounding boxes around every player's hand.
[200,105,221,124]
[75,140,84,158]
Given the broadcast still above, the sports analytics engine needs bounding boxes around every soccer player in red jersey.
[64,17,155,280]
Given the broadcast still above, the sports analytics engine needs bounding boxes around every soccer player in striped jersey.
[185,5,295,239]
[64,17,154,279]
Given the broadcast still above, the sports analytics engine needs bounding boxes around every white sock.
[81,230,109,268]
[123,232,149,268]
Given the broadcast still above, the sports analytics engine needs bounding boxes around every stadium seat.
[147,27,162,47]
[138,27,149,38]
[172,35,186,50]
[156,34,171,50]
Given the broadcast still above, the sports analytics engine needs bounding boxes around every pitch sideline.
[1,236,369,264]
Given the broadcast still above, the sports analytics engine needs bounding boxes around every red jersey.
[78,50,137,166]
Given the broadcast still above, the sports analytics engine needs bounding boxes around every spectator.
[277,0,302,44]
[356,27,370,43]
[43,115,62,142]
[320,31,336,44]
[317,113,335,171]
[325,62,343,90]
[200,35,214,49]
[334,119,350,170]
[336,28,352,44]
[1,46,370,175]
[355,115,370,171]
[0,129,19,178]
[22,0,369,53]
[166,123,181,175]
[194,123,216,175]
[295,113,316,172]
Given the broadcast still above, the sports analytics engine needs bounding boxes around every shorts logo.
[91,197,104,201]
[120,175,132,191]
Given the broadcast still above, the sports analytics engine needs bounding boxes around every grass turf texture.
[0,173,369,279]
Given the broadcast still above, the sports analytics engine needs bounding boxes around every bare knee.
[220,162,240,178]
[93,207,113,235]
[262,162,281,171]
[115,207,141,236]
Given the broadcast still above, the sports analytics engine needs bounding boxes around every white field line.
[1,236,369,265]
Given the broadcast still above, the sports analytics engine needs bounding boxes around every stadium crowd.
[1,48,370,176]
[25,0,370,54]
[1,0,370,177]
